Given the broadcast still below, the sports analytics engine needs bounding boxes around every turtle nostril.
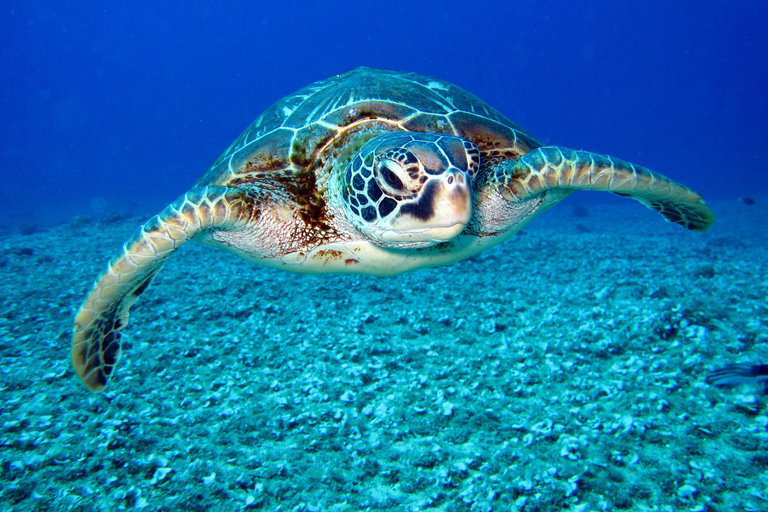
[446,173,468,186]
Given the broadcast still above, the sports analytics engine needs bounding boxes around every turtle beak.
[389,168,472,242]
[422,169,471,240]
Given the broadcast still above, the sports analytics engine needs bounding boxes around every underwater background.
[2,1,768,511]
[2,0,767,227]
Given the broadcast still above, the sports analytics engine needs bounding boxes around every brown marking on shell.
[233,128,293,169]
[205,128,294,187]
[291,123,337,169]
[448,112,541,160]
[344,258,359,265]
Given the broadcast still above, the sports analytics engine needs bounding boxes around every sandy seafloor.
[1,198,767,512]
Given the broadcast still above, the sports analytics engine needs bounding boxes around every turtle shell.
[196,67,542,188]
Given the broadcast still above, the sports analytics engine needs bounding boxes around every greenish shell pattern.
[195,67,543,188]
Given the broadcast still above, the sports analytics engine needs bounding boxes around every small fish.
[706,363,768,393]
[740,197,757,205]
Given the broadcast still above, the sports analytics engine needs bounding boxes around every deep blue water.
[2,0,767,229]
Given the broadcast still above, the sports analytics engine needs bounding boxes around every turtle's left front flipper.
[484,146,715,231]
[72,186,259,392]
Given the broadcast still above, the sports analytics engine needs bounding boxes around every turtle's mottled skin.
[72,67,715,391]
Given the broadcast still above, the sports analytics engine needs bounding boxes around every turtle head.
[342,132,478,247]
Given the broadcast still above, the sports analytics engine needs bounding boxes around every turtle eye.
[380,162,404,191]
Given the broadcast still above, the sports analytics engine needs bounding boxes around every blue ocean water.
[2,0,766,229]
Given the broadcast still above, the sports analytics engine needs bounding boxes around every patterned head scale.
[342,132,479,247]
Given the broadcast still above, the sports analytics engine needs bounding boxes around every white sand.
[1,198,766,511]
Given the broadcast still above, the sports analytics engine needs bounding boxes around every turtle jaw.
[380,172,472,244]
[378,220,469,244]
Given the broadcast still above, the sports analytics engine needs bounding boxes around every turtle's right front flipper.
[72,186,258,391]
[483,146,715,232]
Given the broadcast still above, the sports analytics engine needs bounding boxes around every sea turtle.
[72,67,715,391]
